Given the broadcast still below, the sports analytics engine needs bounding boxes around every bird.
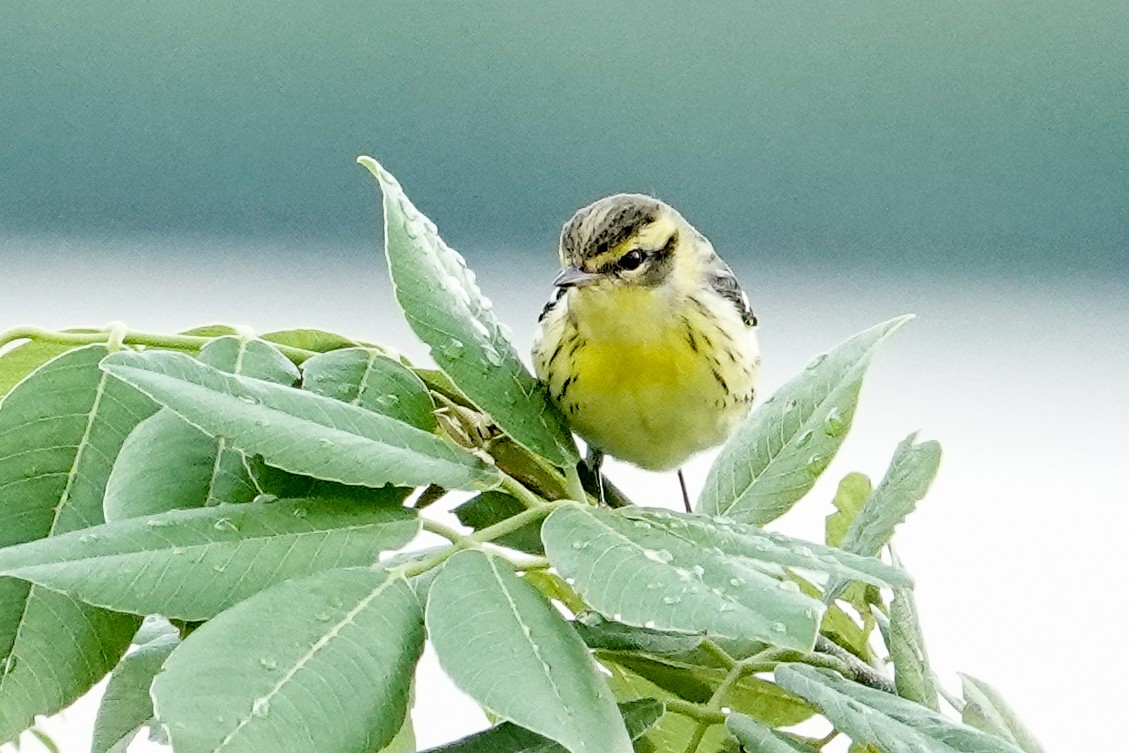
[532,194,760,512]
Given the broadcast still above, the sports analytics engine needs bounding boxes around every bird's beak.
[553,266,602,288]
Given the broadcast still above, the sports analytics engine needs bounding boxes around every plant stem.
[661,697,726,725]
[420,517,473,546]
[398,503,562,578]
[699,639,737,669]
[812,636,895,694]
[500,471,549,509]
[0,325,319,363]
[682,648,757,753]
[563,463,589,503]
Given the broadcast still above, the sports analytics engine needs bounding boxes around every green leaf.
[100,349,499,491]
[639,508,909,587]
[152,568,424,753]
[455,491,544,555]
[301,347,436,430]
[0,338,88,402]
[0,496,418,620]
[606,654,812,728]
[261,328,363,354]
[358,157,577,467]
[959,674,1047,753]
[603,664,734,753]
[884,588,939,710]
[543,506,907,650]
[427,550,631,753]
[104,337,300,520]
[0,345,154,743]
[775,665,1025,753]
[575,612,704,656]
[420,699,663,753]
[826,434,941,601]
[825,473,872,548]
[377,710,416,753]
[727,714,810,753]
[788,572,869,658]
[838,435,941,559]
[698,316,912,523]
[91,633,179,753]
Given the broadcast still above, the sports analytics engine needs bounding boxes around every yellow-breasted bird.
[532,194,760,511]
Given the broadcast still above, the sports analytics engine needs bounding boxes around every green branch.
[0,325,319,363]
[399,501,564,578]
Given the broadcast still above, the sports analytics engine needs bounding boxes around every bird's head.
[553,194,708,293]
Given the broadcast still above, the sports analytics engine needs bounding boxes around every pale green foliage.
[0,160,1042,753]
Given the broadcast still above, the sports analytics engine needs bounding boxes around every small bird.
[532,194,760,511]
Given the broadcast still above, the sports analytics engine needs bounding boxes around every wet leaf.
[699,316,911,523]
[358,157,577,467]
[960,674,1047,753]
[0,496,417,620]
[152,569,423,753]
[100,349,499,491]
[301,347,436,430]
[0,345,154,742]
[427,550,632,753]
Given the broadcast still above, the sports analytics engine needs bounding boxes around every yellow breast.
[533,285,758,471]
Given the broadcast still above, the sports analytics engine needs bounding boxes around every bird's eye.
[618,250,646,271]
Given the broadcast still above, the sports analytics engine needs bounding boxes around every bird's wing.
[709,264,758,327]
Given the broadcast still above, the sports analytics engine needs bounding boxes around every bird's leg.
[586,446,607,507]
[677,469,692,513]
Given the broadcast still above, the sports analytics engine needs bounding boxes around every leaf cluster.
[0,159,1044,753]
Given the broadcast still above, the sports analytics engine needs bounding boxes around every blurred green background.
[3,0,1126,275]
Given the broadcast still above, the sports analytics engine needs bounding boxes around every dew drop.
[718,602,737,612]
[643,549,674,564]
[483,348,504,367]
[770,621,787,633]
[440,340,465,359]
[237,395,259,405]
[570,540,590,550]
[821,408,849,438]
[259,657,278,671]
[314,611,332,622]
[145,519,172,529]
[796,429,814,447]
[661,595,681,605]
[783,399,798,413]
[251,698,270,717]
[777,580,800,593]
[728,577,745,587]
[690,565,705,577]
[806,353,828,370]
[317,438,333,449]
[292,507,309,519]
[644,620,656,629]
[213,517,238,533]
[212,564,227,573]
[1,656,17,675]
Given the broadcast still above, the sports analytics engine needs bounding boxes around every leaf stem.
[811,636,895,693]
[400,503,562,578]
[500,471,550,509]
[421,517,473,546]
[661,697,726,725]
[563,463,589,503]
[682,647,761,753]
[699,639,738,669]
[0,325,319,363]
